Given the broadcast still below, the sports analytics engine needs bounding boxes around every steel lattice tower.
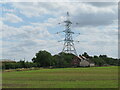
[61,12,78,56]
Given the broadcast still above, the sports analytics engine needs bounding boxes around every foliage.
[82,52,90,58]
[52,52,75,67]
[2,61,37,70]
[32,51,75,68]
[32,50,53,67]
[2,50,120,70]
[90,54,119,66]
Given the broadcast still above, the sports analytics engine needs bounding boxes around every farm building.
[80,60,90,67]
[72,55,95,67]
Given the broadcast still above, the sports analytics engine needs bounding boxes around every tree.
[16,60,27,68]
[53,52,75,67]
[32,50,53,67]
[82,52,90,58]
[99,55,107,58]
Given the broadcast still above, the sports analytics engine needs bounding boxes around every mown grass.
[2,66,118,88]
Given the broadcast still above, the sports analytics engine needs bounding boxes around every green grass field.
[2,66,118,88]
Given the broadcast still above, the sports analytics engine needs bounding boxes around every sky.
[0,2,118,61]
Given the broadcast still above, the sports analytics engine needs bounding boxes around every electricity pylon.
[57,12,79,56]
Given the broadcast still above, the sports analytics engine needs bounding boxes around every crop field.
[2,66,118,88]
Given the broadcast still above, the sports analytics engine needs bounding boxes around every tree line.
[2,50,120,69]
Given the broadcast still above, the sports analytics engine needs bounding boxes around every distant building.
[80,60,90,67]
[72,55,95,67]
[71,56,80,67]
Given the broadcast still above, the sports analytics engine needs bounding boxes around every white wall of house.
[80,60,90,67]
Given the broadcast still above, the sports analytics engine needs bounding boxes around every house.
[72,55,95,67]
[71,56,81,67]
[80,60,90,67]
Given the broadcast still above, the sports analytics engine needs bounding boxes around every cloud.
[70,3,117,27]
[11,2,117,27]
[74,23,118,58]
[85,2,117,7]
[11,2,50,17]
[1,2,118,61]
[2,20,60,60]
[3,13,23,23]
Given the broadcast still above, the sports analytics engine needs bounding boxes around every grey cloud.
[11,2,117,27]
[86,2,117,7]
[71,10,117,27]
[91,41,117,46]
